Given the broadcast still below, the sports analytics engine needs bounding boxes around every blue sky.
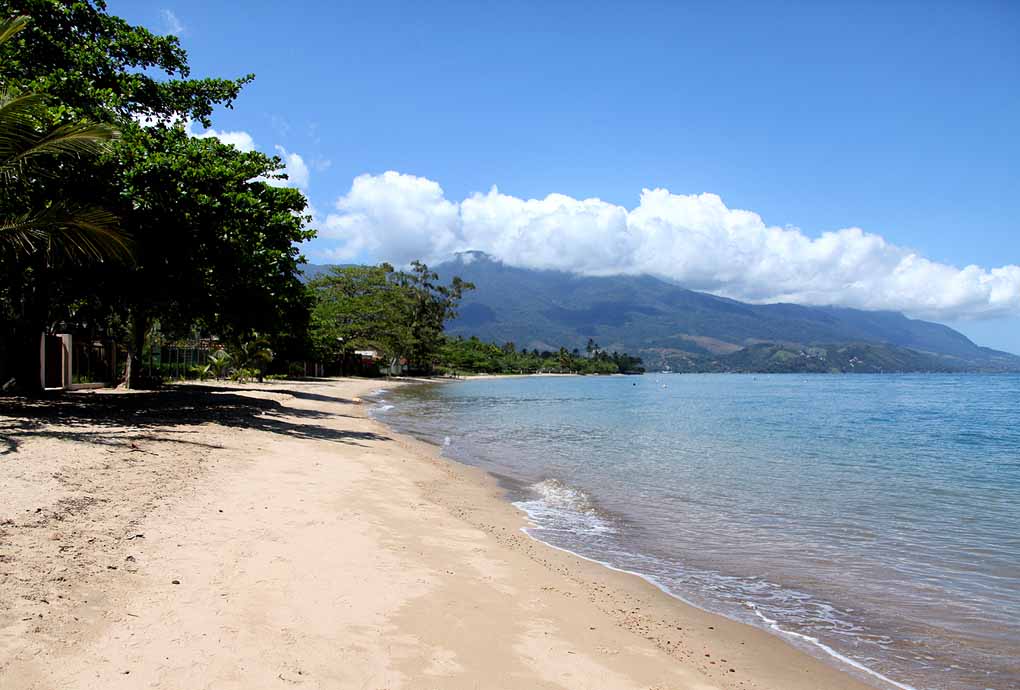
[112,0,1020,353]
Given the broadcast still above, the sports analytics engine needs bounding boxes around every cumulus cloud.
[270,146,310,189]
[320,171,1020,320]
[186,121,256,153]
[132,114,312,189]
[160,9,184,36]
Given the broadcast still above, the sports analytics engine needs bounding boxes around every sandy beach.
[0,377,879,690]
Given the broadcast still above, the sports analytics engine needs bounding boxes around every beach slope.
[0,378,876,689]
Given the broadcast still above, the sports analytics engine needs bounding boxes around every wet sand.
[0,377,880,689]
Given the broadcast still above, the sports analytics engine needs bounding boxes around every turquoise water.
[372,374,1020,690]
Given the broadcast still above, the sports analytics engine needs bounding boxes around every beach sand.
[0,377,879,690]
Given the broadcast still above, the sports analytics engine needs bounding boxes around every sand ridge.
[0,378,879,689]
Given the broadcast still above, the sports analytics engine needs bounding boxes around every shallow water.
[372,374,1020,690]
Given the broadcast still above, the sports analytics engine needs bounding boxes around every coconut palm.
[0,15,130,262]
[233,338,274,382]
[205,349,233,380]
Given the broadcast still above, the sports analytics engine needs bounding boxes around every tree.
[395,261,473,372]
[0,1,313,388]
[558,347,571,372]
[308,264,409,373]
[0,107,126,262]
[232,337,273,382]
[0,13,136,387]
[310,262,473,375]
[100,124,312,385]
[0,13,131,258]
[0,1,250,127]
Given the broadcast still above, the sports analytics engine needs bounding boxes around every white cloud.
[160,9,184,36]
[134,115,257,154]
[320,171,1020,320]
[186,121,256,153]
[132,114,313,190]
[181,124,310,189]
[271,146,310,189]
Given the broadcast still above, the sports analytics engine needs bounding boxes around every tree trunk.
[123,311,148,389]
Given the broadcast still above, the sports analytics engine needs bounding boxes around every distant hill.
[303,254,1020,372]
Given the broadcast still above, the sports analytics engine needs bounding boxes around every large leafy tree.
[0,0,314,388]
[75,122,314,384]
[396,261,473,371]
[310,262,473,374]
[0,0,249,126]
[0,14,129,260]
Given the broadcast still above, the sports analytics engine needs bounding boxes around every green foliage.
[0,0,250,126]
[663,342,963,374]
[0,15,129,263]
[437,336,644,376]
[419,253,1020,372]
[0,1,314,388]
[233,338,273,370]
[309,262,473,374]
[205,349,232,380]
[395,261,474,371]
[308,264,408,362]
[103,123,314,340]
[230,367,258,383]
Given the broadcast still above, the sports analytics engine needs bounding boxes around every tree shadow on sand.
[191,383,364,407]
[0,386,389,456]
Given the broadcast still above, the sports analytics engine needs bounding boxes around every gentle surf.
[374,373,1020,690]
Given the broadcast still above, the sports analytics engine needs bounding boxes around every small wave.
[513,479,616,535]
[530,478,599,512]
[746,603,919,690]
[374,403,395,412]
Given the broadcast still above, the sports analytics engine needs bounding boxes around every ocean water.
[370,374,1020,690]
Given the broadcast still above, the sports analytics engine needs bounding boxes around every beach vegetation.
[437,336,645,376]
[308,262,473,375]
[0,1,313,389]
[0,16,129,263]
[205,349,232,380]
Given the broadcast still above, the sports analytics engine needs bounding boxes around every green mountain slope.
[303,254,1020,372]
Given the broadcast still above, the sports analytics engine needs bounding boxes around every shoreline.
[369,379,915,690]
[2,377,883,689]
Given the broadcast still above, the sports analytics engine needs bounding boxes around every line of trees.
[437,337,645,376]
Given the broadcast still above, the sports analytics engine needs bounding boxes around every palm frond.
[0,203,133,263]
[0,116,120,182]
[0,14,129,265]
[0,92,52,154]
[0,15,29,49]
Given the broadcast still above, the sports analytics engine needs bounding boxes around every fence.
[140,341,214,381]
[70,339,118,385]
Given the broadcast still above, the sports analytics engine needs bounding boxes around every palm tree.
[233,338,274,381]
[0,15,130,262]
[205,349,233,380]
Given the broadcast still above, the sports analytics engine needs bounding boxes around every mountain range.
[305,253,1020,373]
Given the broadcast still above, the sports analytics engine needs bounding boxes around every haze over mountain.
[434,253,1020,372]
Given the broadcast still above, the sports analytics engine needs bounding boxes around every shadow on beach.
[0,385,388,456]
[194,384,361,407]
